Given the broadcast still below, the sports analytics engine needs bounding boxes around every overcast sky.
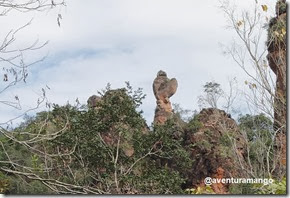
[0,0,277,126]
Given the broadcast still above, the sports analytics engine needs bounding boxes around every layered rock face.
[266,0,286,167]
[184,108,246,194]
[153,70,178,124]
[267,0,286,134]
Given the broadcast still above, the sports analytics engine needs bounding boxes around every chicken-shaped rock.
[153,70,178,102]
[153,70,178,124]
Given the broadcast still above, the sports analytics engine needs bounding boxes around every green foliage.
[238,114,273,142]
[0,132,52,194]
[228,183,256,194]
[219,133,232,146]
[150,120,193,171]
[186,115,203,132]
[254,177,286,194]
[2,80,284,195]
[127,119,193,193]
[0,172,10,194]
[127,168,185,194]
[42,84,150,190]
[276,0,286,15]
[228,177,286,195]
[7,179,52,195]
[185,186,215,194]
[267,0,286,50]
[195,139,212,151]
[268,17,286,43]
[238,114,275,178]
[3,83,192,194]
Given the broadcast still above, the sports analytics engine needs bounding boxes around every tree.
[0,0,65,125]
[0,0,66,194]
[197,78,240,116]
[220,0,274,116]
[197,81,223,109]
[220,0,286,128]
[219,0,286,179]
[172,103,195,123]
[238,114,276,178]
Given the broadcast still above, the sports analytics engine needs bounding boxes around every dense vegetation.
[0,84,193,194]
[0,84,286,194]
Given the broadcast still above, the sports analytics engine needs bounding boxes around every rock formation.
[87,95,102,108]
[151,72,247,194]
[153,70,178,124]
[87,89,148,157]
[184,108,246,194]
[266,0,286,167]
[267,0,286,134]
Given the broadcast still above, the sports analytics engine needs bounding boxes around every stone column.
[152,70,178,124]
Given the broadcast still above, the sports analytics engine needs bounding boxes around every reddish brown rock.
[153,70,178,124]
[184,108,246,193]
[87,95,102,108]
[211,167,228,194]
[266,0,286,168]
[276,132,286,166]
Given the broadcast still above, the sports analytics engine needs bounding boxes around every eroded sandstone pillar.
[153,70,178,124]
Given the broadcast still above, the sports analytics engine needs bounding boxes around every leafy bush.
[254,177,286,194]
[186,115,203,132]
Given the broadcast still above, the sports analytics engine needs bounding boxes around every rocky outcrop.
[87,95,102,108]
[184,108,246,194]
[87,89,148,157]
[151,72,247,194]
[267,0,286,134]
[153,70,178,124]
[266,0,286,168]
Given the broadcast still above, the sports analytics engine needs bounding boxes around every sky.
[0,0,278,126]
